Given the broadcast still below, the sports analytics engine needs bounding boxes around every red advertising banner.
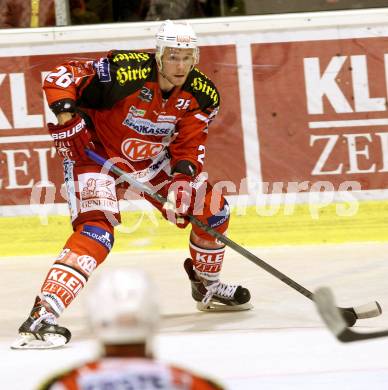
[252,37,388,191]
[0,45,245,208]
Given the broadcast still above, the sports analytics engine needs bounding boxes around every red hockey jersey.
[39,357,224,390]
[43,51,220,181]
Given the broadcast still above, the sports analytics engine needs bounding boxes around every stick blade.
[314,287,348,338]
[314,288,388,343]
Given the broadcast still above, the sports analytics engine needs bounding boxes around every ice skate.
[184,258,253,312]
[11,297,71,350]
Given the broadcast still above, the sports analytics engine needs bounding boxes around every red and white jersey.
[43,51,220,181]
[39,358,224,390]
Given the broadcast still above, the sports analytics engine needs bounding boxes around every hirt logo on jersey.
[121,138,164,161]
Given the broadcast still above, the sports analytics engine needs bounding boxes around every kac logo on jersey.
[94,57,111,82]
[121,138,164,161]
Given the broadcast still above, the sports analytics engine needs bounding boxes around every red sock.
[189,241,225,282]
[40,220,114,315]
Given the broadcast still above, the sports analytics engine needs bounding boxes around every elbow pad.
[172,160,197,177]
[49,99,76,116]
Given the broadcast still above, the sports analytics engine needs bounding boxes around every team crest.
[138,86,153,102]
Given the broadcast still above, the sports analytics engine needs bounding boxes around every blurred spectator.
[0,0,55,28]
[0,0,112,28]
[244,0,388,15]
[71,0,113,25]
[146,0,205,20]
[203,0,245,17]
[112,0,150,22]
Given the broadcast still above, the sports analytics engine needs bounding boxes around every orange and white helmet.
[155,20,199,69]
[86,268,159,346]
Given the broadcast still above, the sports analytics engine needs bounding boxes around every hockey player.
[38,268,224,389]
[12,20,251,349]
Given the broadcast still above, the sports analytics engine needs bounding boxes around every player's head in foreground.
[86,268,159,357]
[155,20,199,89]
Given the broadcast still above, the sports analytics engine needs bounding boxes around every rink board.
[2,9,388,218]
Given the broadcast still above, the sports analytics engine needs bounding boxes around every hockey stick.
[314,287,386,342]
[85,149,382,326]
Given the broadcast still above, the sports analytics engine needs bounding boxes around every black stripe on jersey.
[78,51,157,110]
[183,68,220,111]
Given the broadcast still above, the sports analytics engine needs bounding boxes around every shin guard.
[41,250,92,315]
[41,221,114,316]
[189,241,225,282]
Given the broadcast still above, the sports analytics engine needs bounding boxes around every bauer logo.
[121,138,164,161]
[94,57,111,82]
[81,225,114,252]
[51,118,86,139]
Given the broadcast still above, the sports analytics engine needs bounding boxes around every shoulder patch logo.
[94,57,111,82]
[138,86,154,102]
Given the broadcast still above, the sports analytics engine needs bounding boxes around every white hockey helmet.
[86,268,159,345]
[155,20,199,69]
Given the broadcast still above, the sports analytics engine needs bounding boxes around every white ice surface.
[1,243,388,389]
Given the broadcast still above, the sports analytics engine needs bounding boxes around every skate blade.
[197,301,253,312]
[11,333,67,350]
